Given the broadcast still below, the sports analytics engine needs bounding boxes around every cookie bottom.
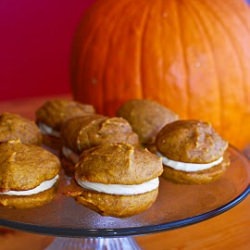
[0,184,58,209]
[77,189,158,217]
[161,155,230,184]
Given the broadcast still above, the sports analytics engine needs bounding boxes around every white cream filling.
[0,175,59,196]
[38,122,60,137]
[76,177,159,195]
[62,146,80,164]
[157,152,223,172]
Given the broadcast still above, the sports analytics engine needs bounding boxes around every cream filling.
[157,152,223,172]
[0,175,59,196]
[38,123,60,137]
[75,176,159,195]
[62,146,80,164]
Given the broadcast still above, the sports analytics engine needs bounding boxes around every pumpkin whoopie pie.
[0,140,61,209]
[66,143,163,217]
[117,99,179,147]
[0,112,42,145]
[60,115,139,175]
[35,99,95,150]
[155,120,230,184]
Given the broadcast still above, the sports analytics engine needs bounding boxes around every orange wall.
[0,0,95,100]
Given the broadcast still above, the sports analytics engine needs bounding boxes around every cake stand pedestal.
[46,237,140,250]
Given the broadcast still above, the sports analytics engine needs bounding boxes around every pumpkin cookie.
[117,99,178,146]
[65,143,163,217]
[35,99,95,150]
[60,115,140,175]
[0,140,61,208]
[155,120,230,184]
[0,112,42,145]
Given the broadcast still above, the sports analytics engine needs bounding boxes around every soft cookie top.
[117,99,178,145]
[36,99,95,131]
[156,120,228,163]
[75,143,163,185]
[0,112,42,145]
[61,116,139,153]
[0,140,60,191]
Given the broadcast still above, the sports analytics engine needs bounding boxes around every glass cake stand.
[0,146,249,250]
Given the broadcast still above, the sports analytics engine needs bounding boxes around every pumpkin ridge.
[79,22,104,113]
[143,0,166,102]
[139,1,151,100]
[221,0,250,35]
[101,1,128,114]
[97,1,135,114]
[158,0,165,102]
[201,0,247,87]
[201,0,247,98]
[100,0,134,114]
[216,0,250,107]
[186,0,222,134]
[73,4,103,98]
[199,0,249,146]
[74,3,108,114]
[104,0,148,114]
[174,0,190,117]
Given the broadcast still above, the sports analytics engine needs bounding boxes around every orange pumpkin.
[71,0,250,149]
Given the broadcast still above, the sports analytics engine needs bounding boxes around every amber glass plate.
[0,146,249,238]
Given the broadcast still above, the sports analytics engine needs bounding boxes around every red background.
[0,0,95,101]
